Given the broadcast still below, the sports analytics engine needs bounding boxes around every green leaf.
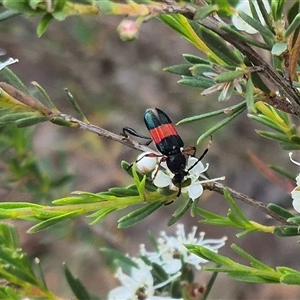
[267,203,295,219]
[27,211,81,233]
[271,43,288,55]
[108,187,139,197]
[0,68,28,94]
[189,22,243,66]
[179,76,215,89]
[225,190,250,224]
[0,224,19,249]
[118,201,164,228]
[221,25,271,50]
[177,101,247,124]
[228,272,279,283]
[231,244,273,271]
[280,273,300,285]
[238,10,274,41]
[285,13,300,38]
[255,130,291,143]
[0,202,43,209]
[0,286,19,300]
[167,199,193,226]
[271,0,285,21]
[214,69,247,83]
[246,77,256,113]
[52,194,105,205]
[182,54,210,64]
[32,81,58,112]
[255,0,274,32]
[186,245,235,266]
[249,70,271,93]
[273,226,300,237]
[54,0,67,12]
[0,10,21,22]
[64,264,92,300]
[287,0,300,44]
[249,114,287,134]
[88,208,117,225]
[0,112,41,124]
[163,64,193,76]
[197,106,246,143]
[3,0,38,13]
[189,64,217,77]
[15,115,50,127]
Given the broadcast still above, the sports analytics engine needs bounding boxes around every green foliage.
[196,189,275,237]
[0,223,57,299]
[186,243,300,284]
[2,0,300,298]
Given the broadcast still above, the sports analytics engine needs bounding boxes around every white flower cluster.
[136,152,224,200]
[108,224,227,300]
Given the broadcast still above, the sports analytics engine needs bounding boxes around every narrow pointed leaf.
[197,106,246,143]
[179,76,215,89]
[221,25,271,50]
[255,130,291,143]
[228,272,279,283]
[178,101,247,124]
[238,11,274,40]
[167,199,193,226]
[285,13,300,37]
[214,70,247,83]
[189,22,242,66]
[64,265,92,300]
[182,54,210,64]
[15,116,50,127]
[27,211,81,233]
[267,203,295,219]
[37,13,53,37]
[118,201,164,228]
[231,244,273,271]
[163,64,193,76]
[246,77,256,113]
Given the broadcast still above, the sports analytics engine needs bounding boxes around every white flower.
[152,156,225,200]
[232,0,271,34]
[141,224,227,272]
[108,258,181,300]
[0,57,19,71]
[289,152,300,213]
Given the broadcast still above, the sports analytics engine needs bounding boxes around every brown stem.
[56,113,289,225]
[204,181,290,225]
[56,113,156,153]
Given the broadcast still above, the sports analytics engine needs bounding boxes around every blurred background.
[1,11,300,299]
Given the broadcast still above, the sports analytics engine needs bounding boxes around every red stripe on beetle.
[149,123,179,143]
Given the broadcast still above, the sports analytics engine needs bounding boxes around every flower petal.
[153,170,172,188]
[0,57,19,71]
[186,182,203,200]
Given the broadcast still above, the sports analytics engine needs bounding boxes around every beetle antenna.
[187,136,212,172]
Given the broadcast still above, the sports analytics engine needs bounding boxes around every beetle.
[123,108,210,197]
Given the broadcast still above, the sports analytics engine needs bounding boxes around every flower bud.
[136,152,157,173]
[117,19,139,42]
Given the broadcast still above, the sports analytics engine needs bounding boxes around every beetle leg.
[122,127,152,146]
